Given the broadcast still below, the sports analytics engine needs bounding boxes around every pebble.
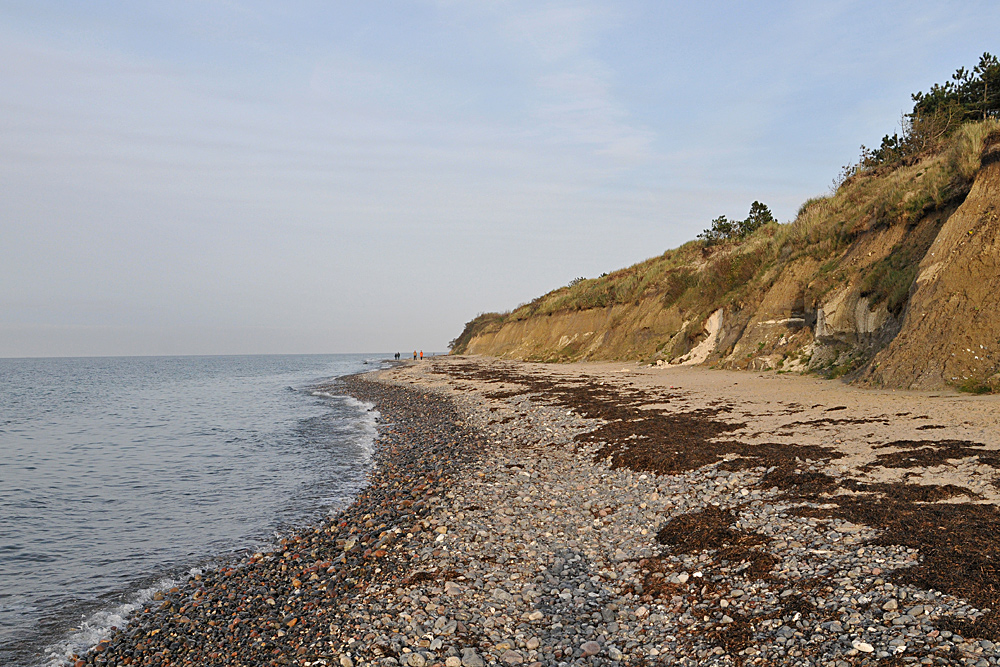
[852,640,875,653]
[461,647,484,667]
[500,649,524,663]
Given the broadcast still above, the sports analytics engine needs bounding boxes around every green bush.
[859,247,920,316]
[661,268,697,308]
[699,202,776,244]
[699,250,765,303]
[956,377,996,394]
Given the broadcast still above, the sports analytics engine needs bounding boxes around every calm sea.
[0,354,384,667]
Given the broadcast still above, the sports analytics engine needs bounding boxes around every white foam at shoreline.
[36,365,380,667]
[310,392,380,460]
[41,573,187,667]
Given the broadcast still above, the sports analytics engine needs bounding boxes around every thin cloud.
[486,1,657,163]
[534,64,654,162]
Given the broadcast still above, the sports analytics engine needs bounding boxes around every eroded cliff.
[452,122,1000,391]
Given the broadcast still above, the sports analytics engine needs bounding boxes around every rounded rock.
[500,649,524,664]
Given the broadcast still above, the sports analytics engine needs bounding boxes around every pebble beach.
[72,357,1000,667]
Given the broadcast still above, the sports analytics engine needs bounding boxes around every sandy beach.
[76,357,1000,667]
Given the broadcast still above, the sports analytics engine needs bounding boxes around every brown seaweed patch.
[589,412,745,474]
[759,466,841,498]
[657,506,743,553]
[702,610,756,652]
[862,481,979,502]
[700,588,826,653]
[780,416,891,428]
[484,388,530,399]
[866,439,1000,470]
[637,558,688,600]
[727,549,779,579]
[938,611,1000,647]
[445,360,847,478]
[656,507,777,578]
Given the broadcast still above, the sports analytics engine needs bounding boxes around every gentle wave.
[0,354,386,667]
[41,575,184,667]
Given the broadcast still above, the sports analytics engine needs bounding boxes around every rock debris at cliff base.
[74,358,1000,667]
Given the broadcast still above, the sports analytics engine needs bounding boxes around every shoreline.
[66,372,487,667]
[74,357,1000,666]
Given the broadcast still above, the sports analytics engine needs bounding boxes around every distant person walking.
[413,351,417,360]
[419,350,423,360]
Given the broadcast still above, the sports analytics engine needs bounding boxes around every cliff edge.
[451,122,1000,392]
[864,131,1000,390]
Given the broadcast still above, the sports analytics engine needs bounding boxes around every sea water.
[0,354,384,666]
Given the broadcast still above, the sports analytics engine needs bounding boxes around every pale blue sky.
[2,1,997,356]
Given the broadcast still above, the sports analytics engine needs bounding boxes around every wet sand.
[73,357,1000,667]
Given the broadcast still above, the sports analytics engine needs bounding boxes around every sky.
[2,1,998,357]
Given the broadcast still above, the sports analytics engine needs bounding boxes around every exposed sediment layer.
[453,125,1000,392]
[74,358,1000,667]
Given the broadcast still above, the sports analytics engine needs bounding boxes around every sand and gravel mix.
[74,356,1000,667]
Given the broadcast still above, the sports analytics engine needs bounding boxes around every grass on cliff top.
[777,120,998,260]
[450,120,1000,355]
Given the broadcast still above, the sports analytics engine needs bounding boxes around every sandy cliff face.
[463,302,687,361]
[863,132,1000,390]
[454,126,1000,390]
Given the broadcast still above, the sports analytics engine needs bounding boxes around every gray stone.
[406,653,426,667]
[492,588,513,602]
[499,650,523,664]
[461,648,484,667]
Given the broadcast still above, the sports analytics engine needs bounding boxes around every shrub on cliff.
[698,201,776,244]
[840,53,1000,182]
